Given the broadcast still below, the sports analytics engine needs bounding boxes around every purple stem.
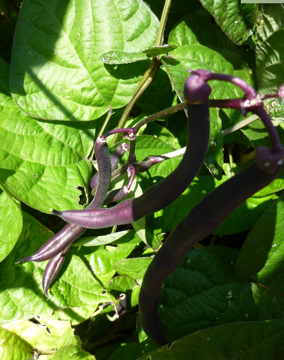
[188,69,257,99]
[253,107,282,153]
[101,128,135,140]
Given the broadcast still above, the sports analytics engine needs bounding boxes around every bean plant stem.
[111,58,160,145]
[250,279,284,299]
[89,109,113,160]
[98,108,114,138]
[155,0,172,46]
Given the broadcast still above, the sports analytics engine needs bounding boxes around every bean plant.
[0,1,284,359]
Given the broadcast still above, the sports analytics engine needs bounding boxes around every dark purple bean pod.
[90,142,129,190]
[18,136,112,264]
[42,243,71,297]
[52,74,211,228]
[139,147,283,347]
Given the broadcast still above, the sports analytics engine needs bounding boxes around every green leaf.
[101,50,148,65]
[168,10,244,69]
[0,58,95,213]
[159,247,257,343]
[198,0,257,45]
[141,122,180,149]
[73,230,134,247]
[107,275,140,307]
[0,211,112,323]
[0,211,56,323]
[137,66,178,116]
[237,193,284,321]
[0,327,33,360]
[0,183,22,262]
[10,0,159,121]
[49,344,95,360]
[109,342,142,360]
[235,194,284,281]
[138,320,284,360]
[204,108,223,180]
[256,4,284,94]
[142,44,178,57]
[74,235,142,286]
[114,257,153,284]
[2,318,75,353]
[47,253,114,307]
[50,304,99,326]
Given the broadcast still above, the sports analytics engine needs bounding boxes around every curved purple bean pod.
[90,142,129,190]
[139,146,283,346]
[42,243,71,297]
[52,75,211,228]
[18,136,112,264]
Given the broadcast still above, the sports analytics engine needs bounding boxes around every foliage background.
[0,0,284,359]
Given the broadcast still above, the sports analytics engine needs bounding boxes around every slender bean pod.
[90,142,129,190]
[42,243,71,297]
[139,147,283,346]
[18,137,112,264]
[138,70,284,346]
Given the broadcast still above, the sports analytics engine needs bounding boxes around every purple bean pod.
[42,243,71,297]
[52,74,211,229]
[138,71,284,346]
[139,147,283,346]
[90,142,129,190]
[18,136,112,264]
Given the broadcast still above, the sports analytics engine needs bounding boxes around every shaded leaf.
[138,320,284,360]
[256,4,284,94]
[199,0,257,45]
[159,247,257,343]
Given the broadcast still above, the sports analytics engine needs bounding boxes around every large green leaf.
[256,4,284,94]
[0,183,22,262]
[0,327,33,360]
[114,257,153,284]
[198,0,257,45]
[138,320,284,360]
[0,211,112,324]
[49,344,95,360]
[168,10,244,69]
[2,318,75,354]
[74,234,142,286]
[0,58,96,213]
[10,0,159,121]
[159,247,257,343]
